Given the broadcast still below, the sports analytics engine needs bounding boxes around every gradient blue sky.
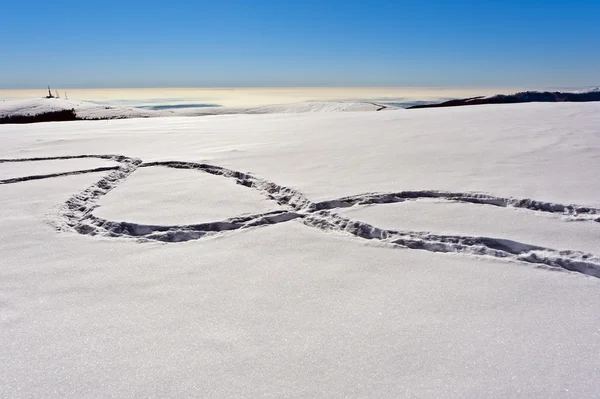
[1,0,599,88]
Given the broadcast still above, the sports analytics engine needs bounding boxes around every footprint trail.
[1,154,599,278]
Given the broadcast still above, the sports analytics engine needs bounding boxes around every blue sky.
[1,0,599,88]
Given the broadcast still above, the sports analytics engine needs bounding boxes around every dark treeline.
[0,109,79,124]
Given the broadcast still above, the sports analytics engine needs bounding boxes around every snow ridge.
[1,154,599,278]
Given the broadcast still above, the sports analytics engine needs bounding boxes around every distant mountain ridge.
[407,87,600,109]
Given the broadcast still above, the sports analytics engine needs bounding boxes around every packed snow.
[1,101,599,398]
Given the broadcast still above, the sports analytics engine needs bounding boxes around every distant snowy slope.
[576,86,600,93]
[176,101,394,115]
[0,98,397,122]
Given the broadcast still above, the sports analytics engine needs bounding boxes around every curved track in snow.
[1,154,599,278]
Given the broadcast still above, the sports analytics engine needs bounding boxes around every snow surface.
[1,101,600,397]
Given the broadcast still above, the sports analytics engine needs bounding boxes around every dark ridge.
[407,90,600,109]
[0,109,78,124]
[383,101,440,109]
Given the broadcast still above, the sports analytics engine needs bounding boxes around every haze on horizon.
[0,86,540,108]
[1,0,599,89]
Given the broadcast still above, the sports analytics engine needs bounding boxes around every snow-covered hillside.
[1,102,599,397]
[576,86,600,93]
[177,101,392,115]
[0,98,394,121]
